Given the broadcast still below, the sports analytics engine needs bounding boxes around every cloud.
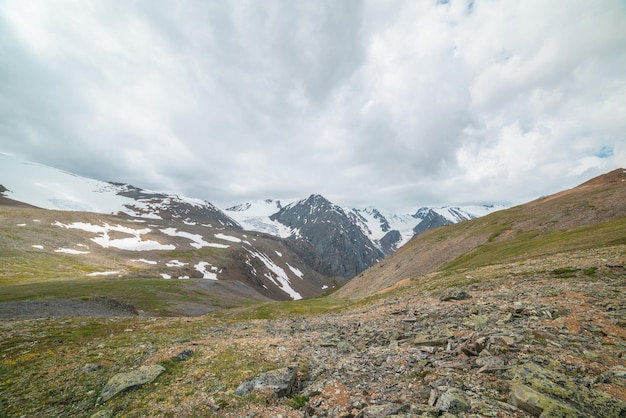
[1,0,625,212]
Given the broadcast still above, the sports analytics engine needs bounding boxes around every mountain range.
[2,158,625,417]
[225,196,505,277]
[0,153,504,307]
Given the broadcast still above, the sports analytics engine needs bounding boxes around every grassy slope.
[335,169,626,299]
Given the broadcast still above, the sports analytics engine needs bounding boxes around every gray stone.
[439,287,471,301]
[611,365,626,379]
[435,388,471,413]
[234,366,297,398]
[508,382,576,417]
[357,403,407,417]
[509,362,626,417]
[171,349,194,362]
[89,410,114,418]
[96,364,165,404]
[82,363,102,374]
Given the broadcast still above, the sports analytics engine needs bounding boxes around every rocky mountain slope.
[337,168,626,299]
[0,154,345,310]
[0,204,338,314]
[226,195,505,277]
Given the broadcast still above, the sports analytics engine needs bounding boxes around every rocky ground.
[216,257,626,417]
[0,297,139,319]
[1,246,625,417]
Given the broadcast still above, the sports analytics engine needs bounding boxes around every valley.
[0,158,625,417]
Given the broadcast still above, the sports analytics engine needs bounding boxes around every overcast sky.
[1,1,625,212]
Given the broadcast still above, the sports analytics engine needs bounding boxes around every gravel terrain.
[0,297,138,319]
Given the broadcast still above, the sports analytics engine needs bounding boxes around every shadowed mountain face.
[337,168,626,299]
[271,194,384,279]
[227,195,505,278]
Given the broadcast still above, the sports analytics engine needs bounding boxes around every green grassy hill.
[336,168,626,299]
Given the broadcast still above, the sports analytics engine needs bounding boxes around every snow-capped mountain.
[0,153,239,229]
[0,153,339,305]
[225,199,296,236]
[226,195,507,258]
[228,195,384,279]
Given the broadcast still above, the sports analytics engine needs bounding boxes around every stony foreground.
[1,248,625,417]
[221,262,626,417]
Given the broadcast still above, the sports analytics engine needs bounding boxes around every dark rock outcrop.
[271,194,384,279]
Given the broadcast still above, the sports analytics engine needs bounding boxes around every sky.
[1,0,625,213]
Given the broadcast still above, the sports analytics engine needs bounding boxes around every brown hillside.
[337,168,626,299]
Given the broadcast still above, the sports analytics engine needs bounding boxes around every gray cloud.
[1,0,625,213]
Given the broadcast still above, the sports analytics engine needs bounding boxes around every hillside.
[337,169,626,299]
[1,169,625,417]
[0,204,338,316]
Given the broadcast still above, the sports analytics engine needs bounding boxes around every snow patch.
[286,263,304,279]
[32,245,44,249]
[53,221,175,251]
[195,262,218,280]
[54,247,89,254]
[166,260,187,267]
[214,233,241,243]
[86,271,119,277]
[160,228,229,249]
[132,258,157,265]
[245,249,302,300]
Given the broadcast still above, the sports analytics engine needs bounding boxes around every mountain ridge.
[337,167,626,299]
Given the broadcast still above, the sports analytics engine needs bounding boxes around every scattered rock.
[96,364,165,404]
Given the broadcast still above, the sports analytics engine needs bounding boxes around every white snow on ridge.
[0,153,139,214]
[286,263,304,279]
[0,153,227,222]
[195,261,218,280]
[132,258,158,265]
[245,248,302,300]
[54,247,90,254]
[214,233,241,243]
[225,199,296,237]
[86,271,119,276]
[53,221,175,251]
[160,228,229,249]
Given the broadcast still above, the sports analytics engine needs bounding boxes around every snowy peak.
[0,153,240,229]
[274,194,348,226]
[225,195,507,263]
[271,194,384,278]
[226,198,291,215]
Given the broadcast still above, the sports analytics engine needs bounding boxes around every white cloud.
[1,0,625,212]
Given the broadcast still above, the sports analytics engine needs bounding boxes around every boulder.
[508,362,626,417]
[171,349,194,362]
[435,388,471,414]
[96,364,165,404]
[439,287,471,301]
[234,366,297,398]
